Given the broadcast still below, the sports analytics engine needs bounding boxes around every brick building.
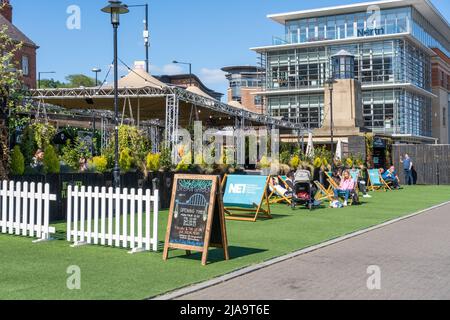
[1,0,38,89]
[222,66,264,114]
[431,48,450,144]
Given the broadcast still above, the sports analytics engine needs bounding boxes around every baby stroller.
[291,170,315,210]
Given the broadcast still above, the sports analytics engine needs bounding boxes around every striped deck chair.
[325,171,356,205]
[313,181,334,201]
[368,169,392,192]
[268,176,292,205]
[350,169,361,193]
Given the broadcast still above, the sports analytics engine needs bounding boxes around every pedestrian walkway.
[176,202,450,300]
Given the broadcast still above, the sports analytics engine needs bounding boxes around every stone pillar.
[322,79,363,133]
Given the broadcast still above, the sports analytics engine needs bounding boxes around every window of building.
[444,108,447,127]
[22,56,29,76]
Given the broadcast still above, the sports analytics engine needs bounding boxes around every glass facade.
[229,75,261,103]
[268,94,324,129]
[274,6,450,58]
[411,8,450,57]
[267,89,431,136]
[267,39,431,92]
[362,89,431,136]
[281,7,411,45]
[332,53,355,79]
[263,4,449,138]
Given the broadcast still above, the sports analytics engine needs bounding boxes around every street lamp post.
[38,71,56,89]
[325,78,335,165]
[128,3,149,73]
[92,68,102,86]
[172,60,192,86]
[102,0,129,189]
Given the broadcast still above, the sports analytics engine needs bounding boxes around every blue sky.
[11,0,450,97]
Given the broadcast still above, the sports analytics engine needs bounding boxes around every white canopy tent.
[305,133,315,159]
[335,139,343,161]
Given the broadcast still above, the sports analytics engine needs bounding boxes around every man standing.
[401,154,414,185]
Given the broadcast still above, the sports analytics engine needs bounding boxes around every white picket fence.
[66,186,159,253]
[0,181,57,241]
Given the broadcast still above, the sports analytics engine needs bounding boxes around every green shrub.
[160,146,172,171]
[146,153,161,172]
[43,145,60,174]
[289,155,300,169]
[60,138,91,171]
[89,156,108,173]
[10,146,25,175]
[119,148,133,172]
[20,126,37,166]
[313,157,322,168]
[257,156,271,169]
[280,150,291,165]
[31,122,56,149]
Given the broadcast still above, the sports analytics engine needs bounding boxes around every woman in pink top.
[333,170,355,207]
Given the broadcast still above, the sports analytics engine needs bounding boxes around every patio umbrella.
[335,139,343,161]
[305,133,315,159]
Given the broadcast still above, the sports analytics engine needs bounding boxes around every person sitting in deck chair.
[270,177,292,197]
[333,170,356,207]
[285,171,295,191]
[382,166,400,189]
[356,164,372,198]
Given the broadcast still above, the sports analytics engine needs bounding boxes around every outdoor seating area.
[1,0,450,303]
[2,184,450,300]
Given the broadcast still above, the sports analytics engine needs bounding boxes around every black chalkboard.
[163,175,229,266]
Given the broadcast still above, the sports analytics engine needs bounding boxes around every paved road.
[178,203,450,300]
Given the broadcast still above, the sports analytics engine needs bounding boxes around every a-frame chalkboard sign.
[163,175,229,266]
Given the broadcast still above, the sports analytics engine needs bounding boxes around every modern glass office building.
[252,0,450,141]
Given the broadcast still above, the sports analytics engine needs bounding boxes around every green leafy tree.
[103,125,151,172]
[43,145,60,174]
[20,125,38,166]
[0,23,24,179]
[38,78,65,89]
[10,145,25,176]
[64,74,96,88]
[60,138,92,171]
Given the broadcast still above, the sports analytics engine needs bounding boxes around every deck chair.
[368,169,392,192]
[268,176,292,205]
[222,175,272,222]
[350,170,361,193]
[314,181,334,201]
[325,171,356,205]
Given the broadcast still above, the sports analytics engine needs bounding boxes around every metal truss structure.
[30,85,308,160]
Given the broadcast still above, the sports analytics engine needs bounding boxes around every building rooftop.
[155,74,224,100]
[221,66,264,73]
[0,10,38,48]
[268,0,450,38]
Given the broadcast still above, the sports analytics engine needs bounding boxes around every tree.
[10,145,25,176]
[0,22,24,179]
[64,74,96,88]
[43,145,60,174]
[38,78,64,89]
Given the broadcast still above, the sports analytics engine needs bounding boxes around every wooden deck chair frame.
[221,175,272,222]
[324,171,355,205]
[349,169,361,194]
[268,176,292,205]
[313,181,334,201]
[368,170,392,192]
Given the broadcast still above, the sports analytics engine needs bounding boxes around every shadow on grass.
[168,246,267,264]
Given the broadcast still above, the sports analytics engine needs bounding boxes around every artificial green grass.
[1,185,449,300]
